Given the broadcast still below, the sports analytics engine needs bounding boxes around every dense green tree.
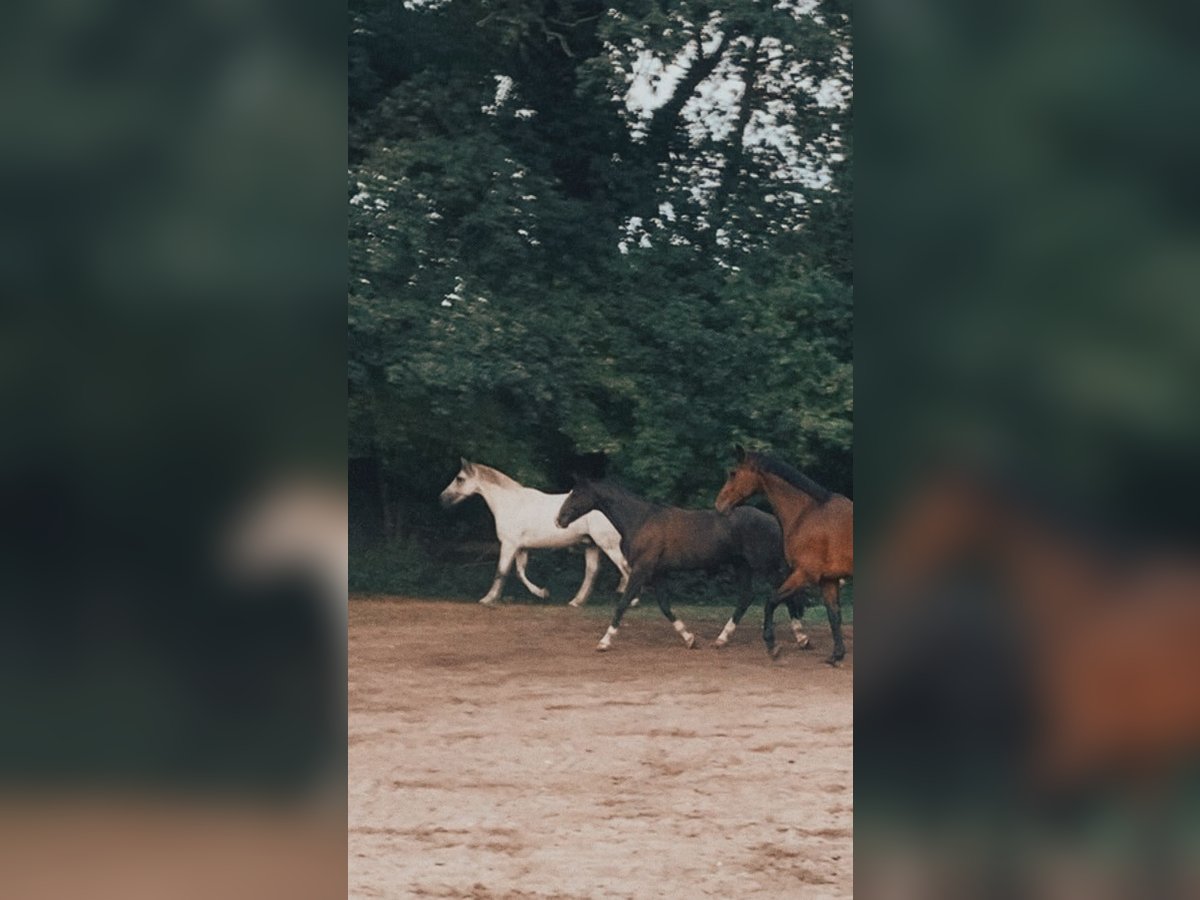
[349,0,852,571]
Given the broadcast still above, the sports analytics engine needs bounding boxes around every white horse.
[438,459,636,607]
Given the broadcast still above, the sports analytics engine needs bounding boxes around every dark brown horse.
[555,477,803,652]
[715,447,854,664]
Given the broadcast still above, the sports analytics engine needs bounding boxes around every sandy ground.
[349,597,853,899]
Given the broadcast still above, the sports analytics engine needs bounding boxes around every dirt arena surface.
[349,597,853,899]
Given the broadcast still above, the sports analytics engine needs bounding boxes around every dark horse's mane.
[590,478,662,508]
[576,478,664,544]
[749,452,834,504]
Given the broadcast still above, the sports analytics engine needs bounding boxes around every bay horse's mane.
[748,452,834,505]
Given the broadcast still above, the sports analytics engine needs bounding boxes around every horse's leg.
[766,568,812,658]
[597,539,637,606]
[567,544,601,607]
[713,561,754,647]
[821,578,846,665]
[596,568,647,651]
[480,542,517,605]
[654,581,697,650]
[785,593,812,649]
[513,549,550,600]
[763,595,782,658]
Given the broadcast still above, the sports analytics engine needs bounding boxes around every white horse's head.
[439,458,484,507]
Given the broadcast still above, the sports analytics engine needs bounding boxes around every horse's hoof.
[825,656,843,667]
[596,643,611,652]
[684,634,696,650]
[768,645,782,660]
[479,599,496,606]
[798,639,812,650]
[568,599,584,608]
[537,589,551,600]
[712,638,727,649]
[629,598,640,607]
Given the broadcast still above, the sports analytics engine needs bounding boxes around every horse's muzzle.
[439,492,457,509]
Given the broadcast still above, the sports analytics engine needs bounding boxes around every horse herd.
[439,447,853,665]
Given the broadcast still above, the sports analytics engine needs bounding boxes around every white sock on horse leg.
[597,625,618,650]
[714,619,736,645]
[791,620,810,646]
[672,618,695,646]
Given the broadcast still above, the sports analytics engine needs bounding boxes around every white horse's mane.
[470,462,522,490]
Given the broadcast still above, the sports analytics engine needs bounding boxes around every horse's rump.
[728,506,786,573]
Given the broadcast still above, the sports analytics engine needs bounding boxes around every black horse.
[555,477,810,652]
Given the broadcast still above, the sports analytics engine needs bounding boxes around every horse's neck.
[760,471,821,526]
[594,490,651,541]
[475,480,527,522]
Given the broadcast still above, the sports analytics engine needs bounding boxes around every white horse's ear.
[460,457,473,474]
[734,444,746,462]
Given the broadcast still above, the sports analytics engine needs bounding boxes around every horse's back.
[496,487,583,546]
[807,494,853,546]
[787,494,854,575]
[631,507,734,569]
[830,495,854,561]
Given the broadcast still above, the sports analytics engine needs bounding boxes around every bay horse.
[439,460,635,607]
[555,477,805,652]
[715,447,854,664]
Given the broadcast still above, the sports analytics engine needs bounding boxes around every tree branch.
[543,25,575,57]
[548,15,600,28]
[709,36,763,236]
[640,34,731,163]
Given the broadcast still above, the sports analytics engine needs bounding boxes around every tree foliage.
[349,0,852,552]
